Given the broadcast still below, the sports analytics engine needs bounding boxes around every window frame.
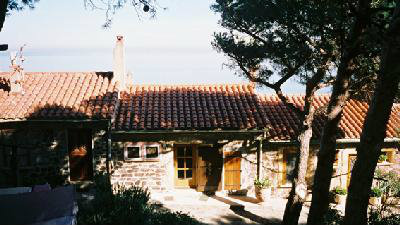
[124,144,142,161]
[124,143,160,161]
[143,145,160,161]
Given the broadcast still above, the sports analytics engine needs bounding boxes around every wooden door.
[347,154,357,186]
[68,129,93,181]
[224,152,241,190]
[196,146,223,192]
[174,145,196,188]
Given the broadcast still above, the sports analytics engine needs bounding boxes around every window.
[176,146,193,180]
[1,146,16,168]
[0,146,12,167]
[124,145,141,160]
[18,147,31,167]
[124,144,160,161]
[285,152,297,185]
[379,149,397,163]
[127,147,141,159]
[145,146,159,159]
[281,149,297,186]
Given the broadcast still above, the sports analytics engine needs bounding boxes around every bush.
[322,207,400,225]
[369,208,400,225]
[254,177,271,189]
[77,174,200,225]
[332,186,347,195]
[322,208,343,225]
[371,187,383,197]
[374,169,400,198]
[378,154,388,162]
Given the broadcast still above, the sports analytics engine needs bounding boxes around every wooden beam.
[257,139,263,179]
[112,130,265,142]
[0,120,109,130]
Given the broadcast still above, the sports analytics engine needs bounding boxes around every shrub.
[374,170,400,197]
[254,177,271,189]
[378,154,388,162]
[322,207,400,225]
[322,208,343,225]
[332,186,347,195]
[386,171,400,197]
[371,187,383,197]
[369,208,400,225]
[77,174,200,225]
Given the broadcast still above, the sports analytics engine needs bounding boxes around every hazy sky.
[0,0,305,93]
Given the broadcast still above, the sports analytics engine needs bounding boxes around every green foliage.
[83,0,162,27]
[375,169,400,197]
[322,208,343,225]
[378,154,388,162]
[322,206,400,225]
[371,187,383,197]
[211,0,395,99]
[254,177,271,189]
[369,208,400,225]
[331,186,347,196]
[7,0,39,12]
[77,173,200,225]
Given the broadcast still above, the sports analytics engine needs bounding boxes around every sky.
[0,0,306,93]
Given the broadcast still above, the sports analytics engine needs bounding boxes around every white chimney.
[9,51,25,94]
[113,36,127,90]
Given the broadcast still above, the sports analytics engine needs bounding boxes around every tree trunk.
[282,69,323,225]
[343,4,400,225]
[282,124,312,225]
[0,0,8,32]
[307,1,372,224]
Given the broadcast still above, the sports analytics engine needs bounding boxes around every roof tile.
[0,72,118,121]
[258,94,400,140]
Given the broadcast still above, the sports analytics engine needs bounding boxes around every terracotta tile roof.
[0,72,118,120]
[114,84,269,130]
[259,94,400,140]
[0,71,398,140]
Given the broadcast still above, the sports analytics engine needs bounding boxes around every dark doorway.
[196,146,223,192]
[68,129,93,181]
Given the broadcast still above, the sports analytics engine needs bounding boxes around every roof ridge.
[128,82,253,87]
[257,93,332,97]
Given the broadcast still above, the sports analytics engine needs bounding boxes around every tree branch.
[232,55,305,118]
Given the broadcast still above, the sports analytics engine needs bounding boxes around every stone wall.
[101,141,174,192]
[331,148,400,190]
[0,128,69,187]
[223,141,283,196]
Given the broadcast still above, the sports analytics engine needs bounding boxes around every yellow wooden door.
[224,151,241,190]
[347,154,357,186]
[174,145,196,188]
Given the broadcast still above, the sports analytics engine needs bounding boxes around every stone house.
[0,37,399,197]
